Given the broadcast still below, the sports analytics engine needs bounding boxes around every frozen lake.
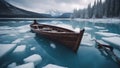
[0,19,120,68]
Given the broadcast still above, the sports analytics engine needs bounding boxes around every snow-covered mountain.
[47,9,63,17]
[0,0,52,18]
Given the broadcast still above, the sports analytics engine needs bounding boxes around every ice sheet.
[95,32,119,37]
[17,25,30,33]
[94,26,105,29]
[96,40,109,45]
[84,27,93,30]
[102,37,120,46]
[14,63,34,68]
[12,38,24,44]
[75,19,120,23]
[23,54,42,65]
[7,62,16,68]
[99,29,109,32]
[0,44,16,58]
[81,33,95,46]
[42,64,67,68]
[13,45,26,53]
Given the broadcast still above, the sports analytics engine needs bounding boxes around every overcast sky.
[6,0,96,13]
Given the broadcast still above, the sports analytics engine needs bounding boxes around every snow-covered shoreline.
[75,18,120,23]
[0,18,120,23]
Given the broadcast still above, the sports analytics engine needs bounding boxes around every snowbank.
[42,64,67,68]
[23,54,42,65]
[75,18,120,23]
[13,45,26,53]
[0,44,16,58]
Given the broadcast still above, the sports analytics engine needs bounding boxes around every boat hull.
[30,24,85,52]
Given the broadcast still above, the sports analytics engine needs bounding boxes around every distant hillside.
[58,13,72,18]
[0,0,52,18]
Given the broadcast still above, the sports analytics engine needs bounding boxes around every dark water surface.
[0,19,120,68]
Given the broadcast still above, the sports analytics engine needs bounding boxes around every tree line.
[72,0,120,18]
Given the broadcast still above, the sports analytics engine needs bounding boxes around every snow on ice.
[0,44,16,58]
[7,62,17,68]
[94,26,105,29]
[50,43,56,49]
[30,47,36,51]
[17,25,30,33]
[14,63,34,68]
[23,54,42,65]
[102,36,120,46]
[12,38,24,44]
[95,32,119,37]
[42,64,67,68]
[84,27,93,31]
[13,45,26,53]
[81,33,95,46]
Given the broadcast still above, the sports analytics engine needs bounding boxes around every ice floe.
[13,45,26,53]
[23,54,42,65]
[81,33,95,46]
[74,28,80,33]
[17,25,30,33]
[84,27,93,31]
[30,47,36,51]
[75,18,120,23]
[50,43,56,49]
[42,64,67,68]
[94,26,105,29]
[96,40,109,45]
[0,44,16,58]
[95,32,119,37]
[12,38,24,44]
[102,37,120,46]
[7,62,16,68]
[14,63,34,68]
[99,29,109,32]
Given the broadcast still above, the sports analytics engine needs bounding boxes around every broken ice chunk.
[14,63,34,68]
[42,64,67,68]
[95,32,119,37]
[12,38,24,44]
[96,40,109,45]
[13,45,26,53]
[0,44,16,58]
[23,54,42,65]
[7,62,16,68]
[102,37,120,46]
[50,43,56,49]
[84,27,93,31]
[94,26,105,29]
[30,47,36,51]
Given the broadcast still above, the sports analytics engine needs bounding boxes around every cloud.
[5,0,95,13]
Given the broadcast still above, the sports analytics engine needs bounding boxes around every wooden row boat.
[30,21,85,52]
